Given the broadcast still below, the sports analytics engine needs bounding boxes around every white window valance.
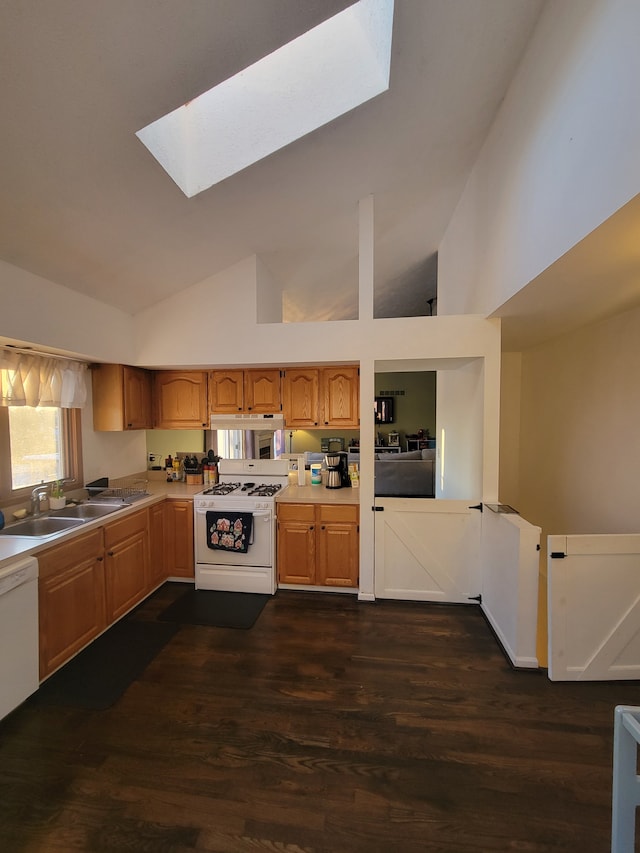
[0,350,88,408]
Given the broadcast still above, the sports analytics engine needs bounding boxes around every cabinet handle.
[108,551,114,557]
[97,556,103,562]
[321,525,325,530]
[309,525,314,531]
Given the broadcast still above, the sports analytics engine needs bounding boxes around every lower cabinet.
[104,508,150,623]
[165,499,194,578]
[277,503,359,588]
[148,501,166,588]
[38,498,196,680]
[38,529,106,679]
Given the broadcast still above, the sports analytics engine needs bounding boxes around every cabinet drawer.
[277,503,315,522]
[38,528,104,580]
[104,508,148,548]
[318,504,358,523]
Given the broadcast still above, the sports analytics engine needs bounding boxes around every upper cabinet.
[91,363,356,431]
[154,371,209,429]
[282,368,320,427]
[283,365,359,428]
[92,364,153,431]
[321,365,359,428]
[210,369,282,414]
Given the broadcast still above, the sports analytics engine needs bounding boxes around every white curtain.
[0,350,88,408]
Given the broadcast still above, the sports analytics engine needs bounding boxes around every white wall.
[517,301,640,540]
[499,352,522,509]
[0,260,135,363]
[436,359,485,500]
[439,0,640,317]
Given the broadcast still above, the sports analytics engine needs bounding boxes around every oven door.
[194,506,273,567]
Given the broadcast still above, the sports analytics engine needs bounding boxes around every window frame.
[0,406,84,504]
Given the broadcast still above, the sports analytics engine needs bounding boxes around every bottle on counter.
[172,455,181,481]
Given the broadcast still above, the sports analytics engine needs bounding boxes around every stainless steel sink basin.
[51,502,124,521]
[0,516,85,538]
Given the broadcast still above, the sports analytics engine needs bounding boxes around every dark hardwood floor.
[2,582,640,852]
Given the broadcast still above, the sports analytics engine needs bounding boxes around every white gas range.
[193,458,289,594]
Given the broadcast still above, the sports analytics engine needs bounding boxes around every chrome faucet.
[30,484,50,518]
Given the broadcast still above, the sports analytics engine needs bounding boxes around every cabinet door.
[210,370,244,413]
[166,500,195,578]
[282,368,320,428]
[38,529,106,678]
[277,503,315,584]
[104,510,150,622]
[148,501,166,589]
[321,366,359,428]
[123,366,153,429]
[317,504,359,588]
[244,369,281,413]
[154,371,209,428]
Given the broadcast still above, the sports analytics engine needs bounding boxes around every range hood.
[209,413,285,430]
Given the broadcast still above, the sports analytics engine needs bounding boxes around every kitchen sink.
[51,502,124,521]
[0,516,86,538]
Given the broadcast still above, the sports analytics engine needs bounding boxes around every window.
[216,430,244,460]
[0,406,83,502]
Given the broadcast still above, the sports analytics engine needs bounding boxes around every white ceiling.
[0,0,547,324]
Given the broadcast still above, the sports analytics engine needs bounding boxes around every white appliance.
[0,555,39,721]
[193,458,289,594]
[209,413,285,430]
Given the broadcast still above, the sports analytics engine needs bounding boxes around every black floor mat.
[35,619,179,710]
[158,589,269,629]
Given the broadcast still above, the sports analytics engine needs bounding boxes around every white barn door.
[374,498,482,603]
[548,534,640,681]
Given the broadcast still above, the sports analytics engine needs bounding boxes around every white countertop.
[278,472,360,505]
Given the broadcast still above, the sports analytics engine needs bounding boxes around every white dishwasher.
[0,555,39,721]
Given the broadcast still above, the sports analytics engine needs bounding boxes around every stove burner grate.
[202,482,241,496]
[247,483,283,497]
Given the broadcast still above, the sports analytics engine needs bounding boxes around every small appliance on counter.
[321,437,345,453]
[324,451,351,489]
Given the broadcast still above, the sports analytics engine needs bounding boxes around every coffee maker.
[324,451,351,489]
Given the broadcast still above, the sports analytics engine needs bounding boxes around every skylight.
[136,0,394,197]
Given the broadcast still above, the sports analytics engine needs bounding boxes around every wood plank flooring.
[2,582,640,852]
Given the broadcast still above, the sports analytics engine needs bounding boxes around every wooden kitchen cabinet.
[321,365,359,428]
[316,504,359,587]
[282,365,359,428]
[277,503,316,584]
[209,369,244,413]
[282,368,320,427]
[154,371,209,429]
[277,503,359,587]
[38,529,106,678]
[148,501,167,589]
[165,499,194,578]
[104,509,150,622]
[210,368,281,414]
[92,363,153,430]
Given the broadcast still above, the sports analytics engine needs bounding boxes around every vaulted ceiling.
[1,1,545,322]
